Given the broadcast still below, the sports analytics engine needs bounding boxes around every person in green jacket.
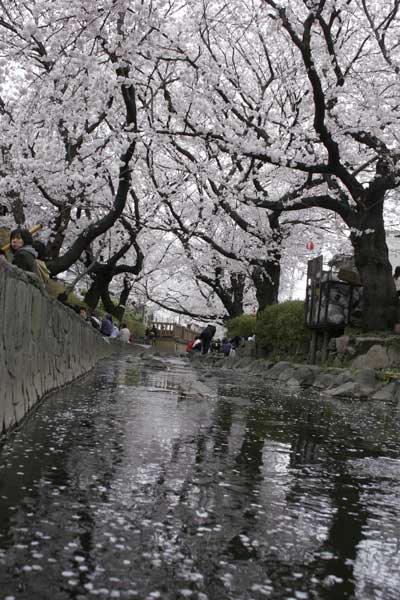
[10,228,38,274]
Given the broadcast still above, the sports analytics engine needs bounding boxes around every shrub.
[256,300,310,357]
[124,317,144,338]
[226,314,257,339]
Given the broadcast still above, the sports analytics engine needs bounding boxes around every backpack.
[35,259,50,284]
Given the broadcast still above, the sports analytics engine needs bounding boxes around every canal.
[0,353,400,600]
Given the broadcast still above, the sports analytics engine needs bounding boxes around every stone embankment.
[191,352,400,402]
[0,266,114,436]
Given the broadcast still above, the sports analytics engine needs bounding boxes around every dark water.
[1,354,400,600]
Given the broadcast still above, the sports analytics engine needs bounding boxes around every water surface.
[1,354,400,600]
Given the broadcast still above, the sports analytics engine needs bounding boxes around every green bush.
[124,317,144,338]
[226,314,257,338]
[256,300,310,357]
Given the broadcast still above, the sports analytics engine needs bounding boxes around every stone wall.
[0,266,113,435]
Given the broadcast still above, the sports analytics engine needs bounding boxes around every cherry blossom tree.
[0,1,166,275]
[3,0,397,331]
[147,0,400,330]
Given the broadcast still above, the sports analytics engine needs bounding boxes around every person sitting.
[186,337,202,353]
[221,338,232,357]
[119,323,131,343]
[111,323,120,338]
[79,307,88,320]
[90,312,101,330]
[230,335,242,350]
[100,314,113,337]
[32,239,51,284]
[0,248,12,272]
[9,228,38,274]
[211,339,221,353]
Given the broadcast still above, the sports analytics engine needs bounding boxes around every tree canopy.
[1,0,399,329]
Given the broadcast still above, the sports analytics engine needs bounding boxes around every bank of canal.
[0,353,400,600]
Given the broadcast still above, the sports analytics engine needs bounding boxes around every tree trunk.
[251,261,280,312]
[84,270,112,310]
[46,205,72,260]
[228,272,246,318]
[114,276,133,323]
[101,286,119,321]
[350,200,397,331]
[84,279,103,310]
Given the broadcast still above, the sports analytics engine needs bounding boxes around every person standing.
[199,324,216,355]
[149,324,157,345]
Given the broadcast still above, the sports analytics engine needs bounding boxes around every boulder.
[292,366,317,386]
[330,369,354,388]
[267,361,292,379]
[325,381,376,399]
[278,367,298,382]
[312,372,336,389]
[286,378,302,388]
[335,335,350,355]
[354,368,378,387]
[351,345,390,370]
[371,381,400,401]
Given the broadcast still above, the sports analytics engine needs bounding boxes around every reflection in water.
[0,355,400,599]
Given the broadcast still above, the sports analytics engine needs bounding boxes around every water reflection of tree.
[198,385,392,599]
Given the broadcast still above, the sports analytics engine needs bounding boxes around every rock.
[354,368,378,386]
[325,381,375,398]
[278,367,298,382]
[292,366,317,386]
[286,378,302,388]
[312,373,336,389]
[335,335,350,355]
[387,345,400,368]
[330,369,354,388]
[352,336,400,357]
[143,358,168,370]
[371,381,400,401]
[351,345,390,370]
[266,361,292,379]
[187,380,215,398]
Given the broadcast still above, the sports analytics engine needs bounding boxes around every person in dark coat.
[10,228,38,274]
[199,324,216,355]
[100,314,113,337]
